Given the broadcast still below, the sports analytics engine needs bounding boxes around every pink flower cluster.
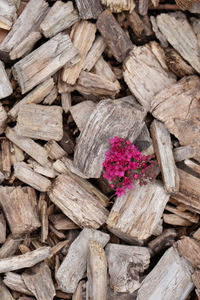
[103,137,157,197]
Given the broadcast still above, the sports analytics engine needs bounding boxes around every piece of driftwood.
[1,139,11,178]
[48,173,109,228]
[22,262,56,300]
[137,246,194,300]
[163,214,193,226]
[0,235,21,259]
[76,71,120,98]
[62,21,96,84]
[9,78,54,119]
[70,101,96,132]
[61,93,71,113]
[86,240,107,300]
[107,181,169,244]
[123,44,176,110]
[12,32,80,94]
[10,31,42,60]
[0,186,41,237]
[0,279,15,300]
[27,159,56,178]
[165,203,199,223]
[40,1,79,38]
[0,104,7,135]
[0,0,19,30]
[0,212,6,244]
[101,0,135,12]
[164,48,195,77]
[56,228,110,293]
[177,236,200,267]
[14,162,51,192]
[49,214,79,231]
[3,272,33,296]
[151,76,200,152]
[6,128,48,166]
[150,119,179,193]
[173,145,197,162]
[171,168,200,214]
[0,0,48,60]
[97,10,132,63]
[148,228,177,257]
[16,104,63,141]
[83,36,106,72]
[0,246,50,273]
[0,60,13,99]
[44,140,66,160]
[156,12,200,73]
[106,244,150,293]
[75,0,103,19]
[74,96,146,178]
[184,159,200,175]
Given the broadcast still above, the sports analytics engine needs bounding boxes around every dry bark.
[62,21,96,84]
[97,10,132,63]
[40,1,79,38]
[150,119,179,193]
[86,240,107,300]
[12,32,80,94]
[0,186,41,236]
[163,214,193,226]
[123,44,176,110]
[75,0,103,19]
[156,12,200,73]
[101,0,135,12]
[0,247,50,273]
[56,228,110,293]
[107,181,169,244]
[165,203,199,223]
[73,96,146,178]
[44,140,66,160]
[22,262,56,300]
[0,0,48,60]
[177,236,200,267]
[106,244,150,293]
[48,173,109,229]
[16,104,63,141]
[137,247,194,300]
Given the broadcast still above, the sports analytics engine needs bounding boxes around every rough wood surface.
[74,96,146,178]
[0,279,15,300]
[150,16,168,48]
[139,0,149,15]
[72,280,86,300]
[76,71,120,98]
[163,213,193,226]
[0,104,7,135]
[0,235,21,259]
[49,214,79,231]
[137,247,194,300]
[16,104,63,141]
[27,159,56,178]
[107,181,169,244]
[62,21,96,84]
[56,228,110,293]
[0,0,19,30]
[86,240,107,300]
[44,140,66,160]
[43,86,57,105]
[0,0,48,60]
[12,32,80,94]
[0,186,41,236]
[0,212,6,244]
[123,44,176,110]
[22,262,56,300]
[9,78,54,119]
[3,272,33,296]
[184,159,200,175]
[97,10,132,63]
[61,92,71,113]
[70,101,96,132]
[75,0,103,19]
[157,12,200,73]
[40,200,48,243]
[106,244,150,293]
[48,173,109,228]
[0,247,50,273]
[6,127,48,166]
[14,162,51,192]
[151,76,200,152]
[0,60,13,99]
[1,139,11,178]
[101,0,135,12]
[177,236,200,267]
[173,145,197,162]
[40,1,79,38]
[83,36,106,71]
[93,56,119,84]
[150,119,179,193]
[134,124,153,155]
[165,203,199,223]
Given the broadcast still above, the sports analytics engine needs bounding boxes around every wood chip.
[75,0,103,19]
[56,228,110,293]
[0,212,6,244]
[70,101,96,132]
[3,272,33,296]
[12,32,80,94]
[184,159,200,175]
[101,0,135,12]
[61,93,71,114]
[163,213,193,226]
[44,140,66,161]
[83,36,106,71]
[0,234,21,259]
[0,279,15,300]
[97,10,132,63]
[40,1,79,38]
[49,214,79,231]
[173,145,197,162]
[0,247,50,273]
[0,0,19,30]
[177,236,200,267]
[74,96,146,178]
[0,60,13,99]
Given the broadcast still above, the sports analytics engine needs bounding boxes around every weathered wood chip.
[75,0,103,19]
[0,60,13,99]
